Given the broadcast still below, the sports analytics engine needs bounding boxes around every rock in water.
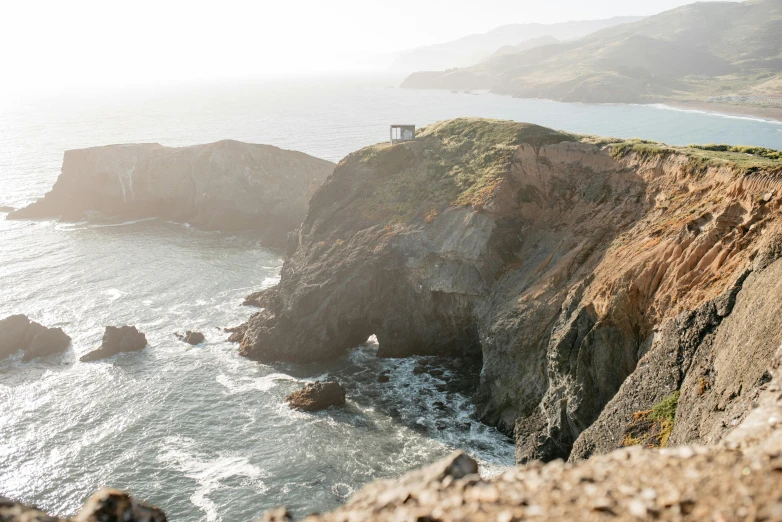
[81,326,148,362]
[0,206,14,213]
[0,314,71,361]
[286,381,346,412]
[8,141,335,247]
[23,327,72,362]
[176,331,205,345]
[0,315,33,360]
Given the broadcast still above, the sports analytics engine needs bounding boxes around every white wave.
[650,103,782,125]
[216,372,297,394]
[103,289,123,301]
[59,217,158,231]
[260,275,281,288]
[157,436,267,522]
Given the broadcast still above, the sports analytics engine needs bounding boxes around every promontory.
[235,118,782,466]
[8,140,335,246]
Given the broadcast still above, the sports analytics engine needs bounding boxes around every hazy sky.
[1,0,726,95]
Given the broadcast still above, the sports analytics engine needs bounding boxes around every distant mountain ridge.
[401,0,782,115]
[385,16,644,73]
[489,35,561,60]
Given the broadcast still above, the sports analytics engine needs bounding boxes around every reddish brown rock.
[176,331,205,345]
[286,381,346,412]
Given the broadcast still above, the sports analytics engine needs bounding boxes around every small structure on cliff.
[390,124,415,144]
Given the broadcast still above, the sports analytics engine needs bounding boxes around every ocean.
[1,76,780,521]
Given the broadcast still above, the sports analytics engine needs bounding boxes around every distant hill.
[385,17,644,73]
[488,35,560,60]
[402,0,782,114]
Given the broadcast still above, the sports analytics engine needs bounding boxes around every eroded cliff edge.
[9,140,335,246]
[236,118,782,463]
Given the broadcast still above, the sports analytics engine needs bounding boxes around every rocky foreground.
[8,140,334,246]
[236,118,782,466]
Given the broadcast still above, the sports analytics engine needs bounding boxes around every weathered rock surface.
[571,231,782,460]
[0,314,71,361]
[235,118,782,463]
[8,140,334,246]
[286,381,346,412]
[0,488,166,522]
[80,326,148,362]
[176,331,205,345]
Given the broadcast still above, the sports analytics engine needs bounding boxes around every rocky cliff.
[9,140,334,246]
[236,118,782,464]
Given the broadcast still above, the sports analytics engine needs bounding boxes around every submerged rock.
[8,140,334,247]
[176,331,205,345]
[80,326,147,362]
[286,381,346,412]
[0,314,71,361]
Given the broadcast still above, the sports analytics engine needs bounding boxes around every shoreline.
[653,100,782,124]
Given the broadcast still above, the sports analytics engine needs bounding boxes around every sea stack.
[80,326,148,362]
[8,140,335,246]
[0,314,71,361]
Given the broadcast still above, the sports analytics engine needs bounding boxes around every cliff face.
[237,118,782,463]
[9,140,334,245]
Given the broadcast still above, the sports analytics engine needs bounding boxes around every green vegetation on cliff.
[346,118,782,225]
[352,118,574,223]
[623,391,681,448]
[608,139,782,173]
